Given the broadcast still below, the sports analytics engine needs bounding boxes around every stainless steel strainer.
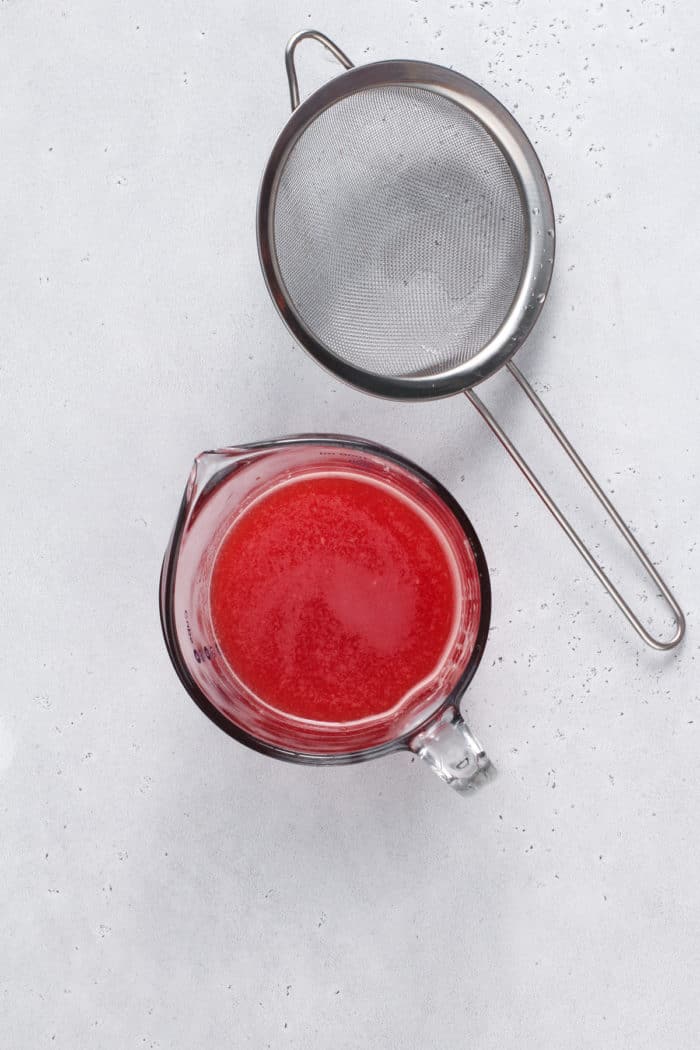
[257,29,685,650]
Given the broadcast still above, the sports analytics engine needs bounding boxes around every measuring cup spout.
[183,442,292,527]
[185,451,236,510]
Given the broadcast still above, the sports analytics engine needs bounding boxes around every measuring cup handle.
[285,30,354,111]
[410,707,493,793]
[466,362,686,651]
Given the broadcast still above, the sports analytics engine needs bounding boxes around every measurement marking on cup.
[184,612,220,663]
[193,644,220,664]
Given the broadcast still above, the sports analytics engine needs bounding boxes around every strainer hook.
[285,30,354,111]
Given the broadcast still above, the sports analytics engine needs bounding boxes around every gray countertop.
[2,2,699,1047]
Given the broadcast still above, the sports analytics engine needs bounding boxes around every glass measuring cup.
[159,435,493,793]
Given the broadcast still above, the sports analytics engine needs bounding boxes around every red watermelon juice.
[210,470,479,726]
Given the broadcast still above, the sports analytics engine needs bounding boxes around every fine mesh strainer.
[257,29,685,651]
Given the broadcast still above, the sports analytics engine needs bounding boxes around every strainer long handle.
[285,30,354,111]
[465,361,685,651]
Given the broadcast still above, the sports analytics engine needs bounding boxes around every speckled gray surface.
[1,2,699,1047]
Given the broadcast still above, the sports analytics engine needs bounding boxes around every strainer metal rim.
[257,59,556,400]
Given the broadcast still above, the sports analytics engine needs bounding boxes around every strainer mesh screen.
[271,84,527,378]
